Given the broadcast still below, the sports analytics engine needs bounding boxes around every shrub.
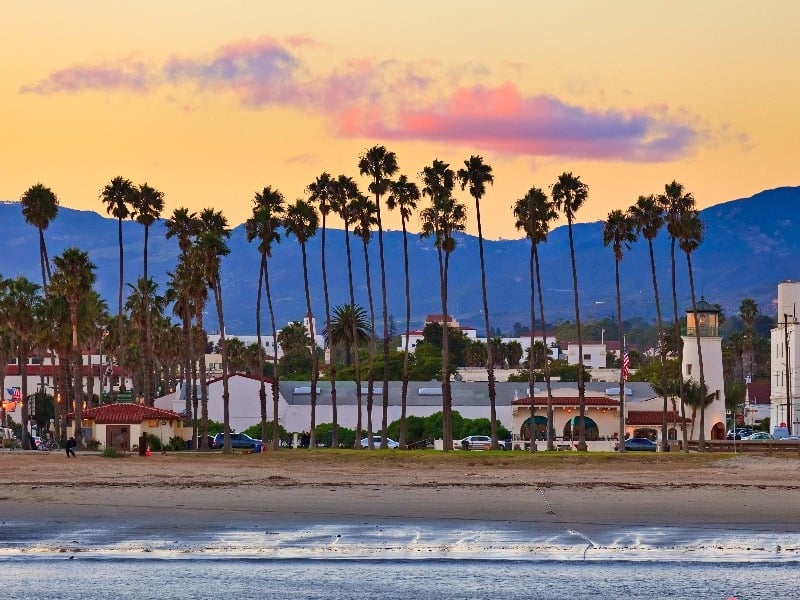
[146,433,163,452]
[102,447,122,458]
[85,438,101,450]
[166,436,186,451]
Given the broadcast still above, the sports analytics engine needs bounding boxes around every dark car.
[188,435,222,450]
[726,429,754,440]
[615,437,657,452]
[212,432,262,449]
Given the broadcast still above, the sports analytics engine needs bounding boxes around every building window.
[583,354,591,361]
[687,364,693,376]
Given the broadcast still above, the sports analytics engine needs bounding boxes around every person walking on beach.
[66,436,77,458]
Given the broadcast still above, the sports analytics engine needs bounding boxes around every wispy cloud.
[21,38,703,162]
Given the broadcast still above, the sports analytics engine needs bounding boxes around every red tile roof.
[626,410,691,425]
[512,396,620,407]
[68,403,184,424]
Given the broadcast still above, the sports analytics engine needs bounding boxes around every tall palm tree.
[358,145,399,448]
[307,172,340,448]
[124,277,166,407]
[513,186,558,450]
[101,176,136,389]
[677,209,708,449]
[49,248,96,444]
[603,210,637,451]
[456,155,498,447]
[20,183,59,292]
[0,276,42,449]
[246,186,285,448]
[419,159,465,451]
[197,208,232,450]
[551,172,589,451]
[739,297,759,380]
[283,199,320,448]
[659,180,695,451]
[331,175,365,446]
[386,174,420,448]
[628,194,670,450]
[351,193,379,448]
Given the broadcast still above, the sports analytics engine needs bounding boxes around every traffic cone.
[145,447,151,457]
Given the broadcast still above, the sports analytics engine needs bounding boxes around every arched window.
[521,416,549,441]
[563,416,599,441]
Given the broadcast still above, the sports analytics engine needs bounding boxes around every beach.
[2,450,799,533]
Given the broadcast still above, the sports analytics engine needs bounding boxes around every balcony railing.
[682,325,719,337]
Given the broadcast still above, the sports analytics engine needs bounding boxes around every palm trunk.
[670,237,688,451]
[615,259,626,452]
[533,245,556,451]
[264,258,280,450]
[345,223,363,447]
[213,281,231,452]
[362,240,376,448]
[20,351,31,449]
[182,302,193,446]
[647,239,670,451]
[528,239,537,450]
[567,219,587,451]
[300,243,318,448]
[474,197,498,448]
[375,199,390,449]
[320,216,338,448]
[196,311,209,450]
[257,253,268,443]
[399,217,411,448]
[117,217,126,392]
[438,246,452,450]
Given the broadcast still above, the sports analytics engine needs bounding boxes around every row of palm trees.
[8,144,708,453]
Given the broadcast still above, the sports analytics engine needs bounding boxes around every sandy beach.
[2,449,799,537]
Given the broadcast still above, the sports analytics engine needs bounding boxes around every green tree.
[283,199,320,448]
[324,304,370,367]
[419,159,466,451]
[457,155,498,447]
[358,145,399,449]
[386,174,420,448]
[551,172,589,451]
[603,209,637,452]
[739,297,759,381]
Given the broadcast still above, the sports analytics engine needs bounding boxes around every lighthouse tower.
[681,297,727,440]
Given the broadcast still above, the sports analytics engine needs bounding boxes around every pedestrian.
[66,436,77,458]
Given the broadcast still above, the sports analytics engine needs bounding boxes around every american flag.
[621,350,630,382]
[7,387,21,401]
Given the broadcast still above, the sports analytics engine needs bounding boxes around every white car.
[455,435,493,450]
[360,435,400,449]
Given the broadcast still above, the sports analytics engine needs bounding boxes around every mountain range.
[2,185,799,335]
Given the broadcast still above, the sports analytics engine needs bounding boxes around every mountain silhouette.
[2,185,798,334]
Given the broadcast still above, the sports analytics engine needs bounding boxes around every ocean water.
[3,521,799,599]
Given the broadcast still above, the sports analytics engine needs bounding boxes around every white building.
[770,281,800,435]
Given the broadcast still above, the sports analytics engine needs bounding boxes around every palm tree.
[246,186,285,448]
[331,175,365,446]
[307,172,340,448]
[283,199,320,448]
[124,277,166,407]
[628,194,670,450]
[551,172,589,451]
[49,248,96,444]
[456,155,498,447]
[101,176,136,389]
[419,159,466,451]
[324,304,371,366]
[0,276,42,449]
[677,209,708,450]
[513,186,558,450]
[197,208,232,450]
[603,210,637,451]
[358,145,399,448]
[659,180,695,451]
[20,183,59,292]
[739,297,759,381]
[386,174,420,448]
[351,193,379,448]
[684,379,714,439]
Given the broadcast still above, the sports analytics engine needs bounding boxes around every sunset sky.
[3,1,799,239]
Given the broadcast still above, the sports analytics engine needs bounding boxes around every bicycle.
[39,438,60,451]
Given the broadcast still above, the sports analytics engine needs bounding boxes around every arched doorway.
[563,416,599,441]
[711,422,726,440]
[521,416,549,441]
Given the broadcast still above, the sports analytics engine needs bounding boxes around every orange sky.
[3,1,799,239]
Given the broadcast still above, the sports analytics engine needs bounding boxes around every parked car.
[212,432,262,449]
[188,435,222,450]
[615,437,657,452]
[455,435,494,450]
[726,429,754,440]
[360,435,400,449]
[743,431,772,440]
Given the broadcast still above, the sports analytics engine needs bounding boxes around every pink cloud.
[335,82,700,162]
[21,60,152,94]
